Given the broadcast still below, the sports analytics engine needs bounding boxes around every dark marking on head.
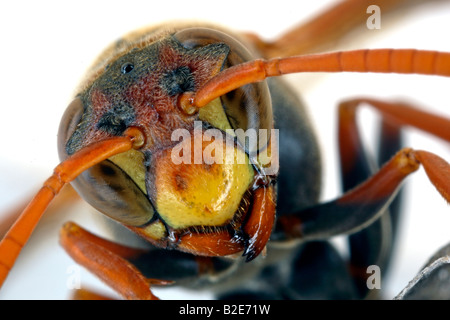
[97,101,135,135]
[160,66,195,96]
[100,163,117,176]
[175,174,187,191]
[202,163,213,172]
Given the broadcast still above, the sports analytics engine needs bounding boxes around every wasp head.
[58,27,276,261]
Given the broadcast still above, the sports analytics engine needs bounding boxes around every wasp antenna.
[0,131,142,288]
[188,49,450,108]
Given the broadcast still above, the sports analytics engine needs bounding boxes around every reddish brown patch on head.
[67,35,229,156]
[122,38,230,151]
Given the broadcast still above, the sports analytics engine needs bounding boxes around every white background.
[0,0,450,299]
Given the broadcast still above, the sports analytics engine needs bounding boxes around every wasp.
[0,0,445,300]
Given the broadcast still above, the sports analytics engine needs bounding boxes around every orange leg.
[60,222,229,300]
[338,115,404,297]
[279,147,450,240]
[279,98,450,240]
[59,222,167,300]
[337,98,450,295]
[338,98,450,200]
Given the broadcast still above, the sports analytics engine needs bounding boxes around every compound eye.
[58,98,84,161]
[174,27,273,155]
[76,159,154,227]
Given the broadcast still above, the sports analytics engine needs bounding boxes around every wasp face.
[58,27,276,259]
